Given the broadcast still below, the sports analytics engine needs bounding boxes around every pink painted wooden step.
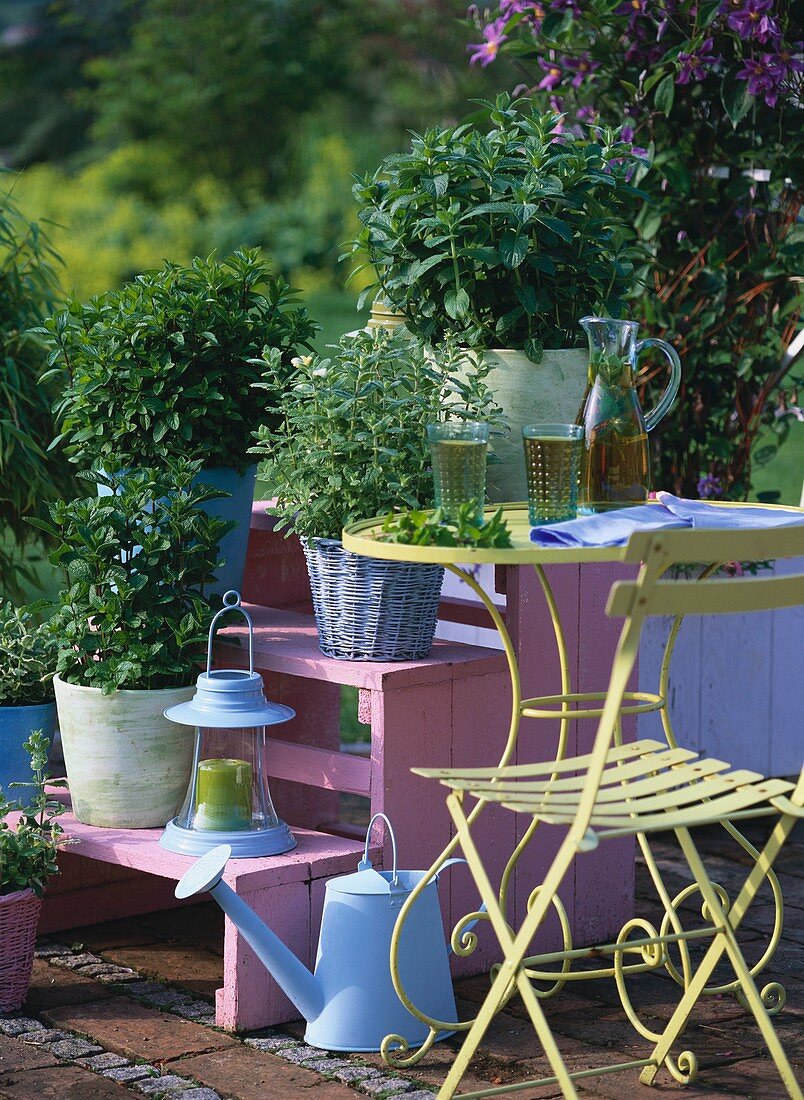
[33,790,375,1032]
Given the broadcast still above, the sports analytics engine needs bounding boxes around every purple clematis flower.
[562,53,600,87]
[737,52,784,105]
[550,0,582,14]
[467,18,508,66]
[697,473,722,500]
[537,55,564,89]
[615,0,647,28]
[726,0,781,43]
[676,38,718,83]
[576,104,600,125]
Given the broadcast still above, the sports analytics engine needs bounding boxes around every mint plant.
[41,249,318,473]
[30,462,233,693]
[0,602,58,708]
[379,504,513,548]
[253,329,504,540]
[0,731,66,897]
[351,95,646,361]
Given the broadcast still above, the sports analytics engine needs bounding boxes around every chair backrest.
[567,523,804,842]
[609,525,804,620]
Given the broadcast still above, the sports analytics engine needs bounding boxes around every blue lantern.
[159,591,296,858]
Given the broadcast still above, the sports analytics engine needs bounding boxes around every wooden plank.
[217,605,508,692]
[264,737,371,797]
[769,557,804,775]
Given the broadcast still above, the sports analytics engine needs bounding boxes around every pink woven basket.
[0,888,42,1011]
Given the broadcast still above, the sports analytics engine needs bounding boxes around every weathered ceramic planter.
[0,702,58,804]
[53,676,195,828]
[0,888,42,1011]
[460,349,588,503]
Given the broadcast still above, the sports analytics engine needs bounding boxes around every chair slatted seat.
[416,746,793,832]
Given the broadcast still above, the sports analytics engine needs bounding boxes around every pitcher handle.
[635,337,681,432]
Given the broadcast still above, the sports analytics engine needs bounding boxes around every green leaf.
[535,216,572,243]
[499,231,528,269]
[541,9,573,38]
[444,287,470,319]
[722,73,754,127]
[654,73,675,116]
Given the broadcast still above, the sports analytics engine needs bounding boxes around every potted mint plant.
[253,328,501,660]
[0,603,58,804]
[351,95,646,500]
[41,249,317,593]
[31,462,233,828]
[0,731,66,1011]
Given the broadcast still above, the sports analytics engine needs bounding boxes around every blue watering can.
[175,813,460,1052]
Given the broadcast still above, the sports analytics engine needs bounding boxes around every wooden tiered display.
[38,505,635,1031]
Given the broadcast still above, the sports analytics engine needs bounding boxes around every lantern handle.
[206,590,254,676]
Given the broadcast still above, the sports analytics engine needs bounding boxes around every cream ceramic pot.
[54,676,195,828]
[468,348,589,503]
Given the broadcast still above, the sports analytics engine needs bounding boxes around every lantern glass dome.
[159,594,297,859]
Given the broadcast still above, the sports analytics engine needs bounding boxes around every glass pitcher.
[576,317,681,514]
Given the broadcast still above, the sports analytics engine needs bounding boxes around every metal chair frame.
[400,526,804,1098]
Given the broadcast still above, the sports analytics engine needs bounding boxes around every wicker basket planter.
[0,888,42,1011]
[302,538,444,661]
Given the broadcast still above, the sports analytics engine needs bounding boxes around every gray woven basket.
[301,537,444,661]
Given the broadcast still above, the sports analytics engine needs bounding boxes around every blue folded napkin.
[529,492,804,548]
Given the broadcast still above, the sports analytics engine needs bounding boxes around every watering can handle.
[358,812,398,886]
[206,590,254,676]
[426,858,488,954]
[635,337,681,433]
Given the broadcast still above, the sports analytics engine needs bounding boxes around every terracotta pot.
[0,888,41,1011]
[53,676,195,828]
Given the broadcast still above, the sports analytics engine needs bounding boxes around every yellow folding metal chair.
[415,525,804,1099]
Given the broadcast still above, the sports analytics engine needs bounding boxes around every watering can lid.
[326,867,407,897]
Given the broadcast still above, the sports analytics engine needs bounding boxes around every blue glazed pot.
[0,703,58,806]
[197,465,258,596]
[98,465,257,597]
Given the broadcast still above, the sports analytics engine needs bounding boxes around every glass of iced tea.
[427,421,490,525]
[522,424,584,526]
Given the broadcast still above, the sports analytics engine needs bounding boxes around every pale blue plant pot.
[97,465,257,597]
[199,465,258,596]
[0,702,58,807]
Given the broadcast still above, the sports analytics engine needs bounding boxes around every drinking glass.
[522,424,584,526]
[427,421,489,525]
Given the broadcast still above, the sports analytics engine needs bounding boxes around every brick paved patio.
[1,820,801,1099]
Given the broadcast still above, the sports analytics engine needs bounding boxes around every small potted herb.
[0,731,66,1011]
[253,328,501,660]
[351,95,646,500]
[31,461,233,828]
[0,603,59,802]
[40,249,317,592]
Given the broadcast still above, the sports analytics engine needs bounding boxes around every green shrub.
[0,602,58,708]
[31,462,233,694]
[0,178,78,596]
[254,328,503,540]
[42,249,317,473]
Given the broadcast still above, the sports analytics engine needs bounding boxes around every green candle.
[194,758,253,832]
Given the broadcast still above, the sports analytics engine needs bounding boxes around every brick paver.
[40,997,238,1063]
[173,1047,360,1100]
[0,1063,132,1098]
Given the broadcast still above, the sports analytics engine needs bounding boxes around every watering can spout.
[175,845,324,1023]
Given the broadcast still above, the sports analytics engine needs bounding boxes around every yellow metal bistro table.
[342,502,798,1076]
